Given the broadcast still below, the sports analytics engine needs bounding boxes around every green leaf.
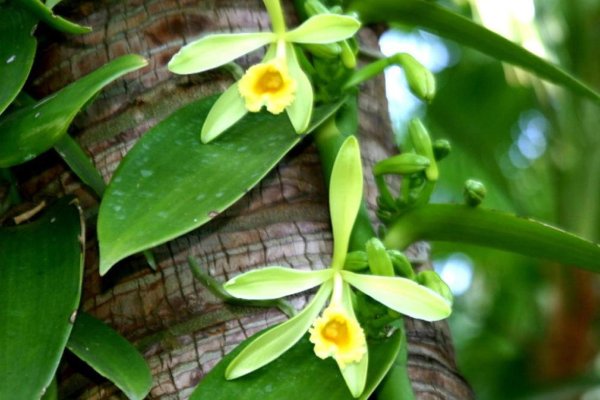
[168,32,275,75]
[54,135,106,197]
[330,136,363,269]
[384,204,600,272]
[0,4,37,116]
[0,197,84,399]
[98,96,343,275]
[226,281,332,379]
[14,0,91,34]
[67,312,152,400]
[341,270,452,321]
[349,0,600,102]
[0,55,147,167]
[191,323,402,400]
[224,267,334,300]
[285,14,361,44]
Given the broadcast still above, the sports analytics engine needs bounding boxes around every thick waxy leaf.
[0,198,84,399]
[98,97,342,275]
[341,270,452,321]
[384,204,600,272]
[192,323,402,400]
[168,32,275,75]
[67,312,152,400]
[285,14,361,44]
[14,0,91,34]
[330,136,363,269]
[0,4,37,116]
[349,0,600,102]
[0,55,147,167]
[224,267,333,300]
[226,282,332,379]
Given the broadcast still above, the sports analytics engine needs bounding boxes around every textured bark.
[24,0,474,398]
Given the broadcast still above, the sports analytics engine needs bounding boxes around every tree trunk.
[24,0,474,398]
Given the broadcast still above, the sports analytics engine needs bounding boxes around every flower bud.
[408,119,438,181]
[387,250,415,279]
[433,139,451,161]
[397,53,436,102]
[344,251,369,271]
[417,271,453,304]
[374,153,430,176]
[464,179,486,207]
[302,42,341,59]
[366,238,394,277]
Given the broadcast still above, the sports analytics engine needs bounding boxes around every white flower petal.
[168,32,275,74]
[225,281,332,379]
[224,267,333,300]
[285,43,313,133]
[285,14,361,44]
[341,271,452,321]
[201,84,247,143]
[330,137,363,269]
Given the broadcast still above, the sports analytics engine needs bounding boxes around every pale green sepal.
[168,32,276,74]
[330,136,363,269]
[225,281,333,379]
[201,84,248,143]
[338,282,368,398]
[285,14,361,44]
[224,267,334,300]
[341,271,451,321]
[366,238,394,277]
[285,43,313,133]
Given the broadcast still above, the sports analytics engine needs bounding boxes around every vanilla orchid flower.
[167,0,361,143]
[222,136,452,397]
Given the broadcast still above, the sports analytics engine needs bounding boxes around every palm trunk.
[25,0,473,398]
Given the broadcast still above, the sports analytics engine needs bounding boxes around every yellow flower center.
[238,60,296,115]
[309,305,367,369]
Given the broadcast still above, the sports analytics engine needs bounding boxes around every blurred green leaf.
[98,96,342,275]
[67,312,152,400]
[14,0,91,34]
[0,4,37,116]
[0,54,147,167]
[0,197,84,399]
[384,204,600,272]
[191,329,402,400]
[349,0,600,102]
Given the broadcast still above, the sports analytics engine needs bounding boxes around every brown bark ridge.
[24,0,474,398]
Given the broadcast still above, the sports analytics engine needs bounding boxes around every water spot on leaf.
[208,211,219,218]
[140,169,153,177]
[6,55,15,64]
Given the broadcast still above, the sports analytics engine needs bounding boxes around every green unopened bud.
[374,153,430,176]
[340,40,357,69]
[366,238,394,277]
[397,53,436,102]
[344,251,369,271]
[433,139,451,161]
[417,271,453,304]
[408,119,438,181]
[302,42,342,59]
[387,250,415,279]
[464,179,486,207]
[305,0,329,16]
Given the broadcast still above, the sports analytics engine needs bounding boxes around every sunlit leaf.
[285,14,361,44]
[191,324,402,400]
[224,267,334,300]
[67,312,152,400]
[349,0,600,102]
[14,0,91,34]
[98,96,343,275]
[0,198,84,399]
[0,55,147,167]
[0,4,37,116]
[384,204,600,272]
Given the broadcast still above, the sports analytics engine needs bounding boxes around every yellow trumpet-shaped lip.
[238,59,297,114]
[309,305,367,369]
